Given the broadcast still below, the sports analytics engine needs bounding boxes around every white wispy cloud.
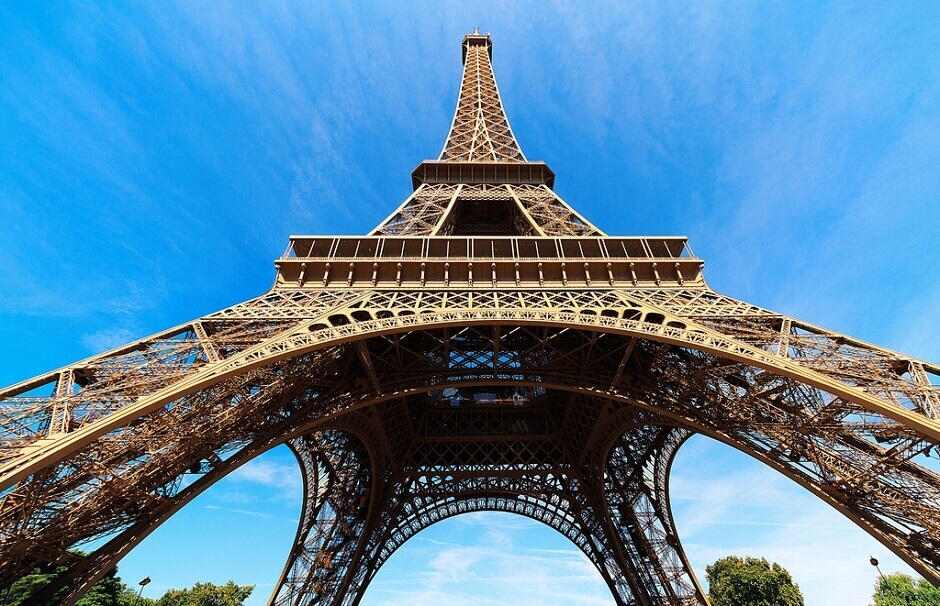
[81,327,139,353]
[225,458,303,503]
[203,504,274,519]
[364,513,616,606]
[672,436,918,606]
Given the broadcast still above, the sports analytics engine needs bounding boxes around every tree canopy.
[706,555,804,606]
[154,581,253,606]
[1,565,133,606]
[872,573,940,606]
[1,561,252,606]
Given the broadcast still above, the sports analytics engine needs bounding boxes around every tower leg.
[270,431,374,606]
[602,424,707,605]
[276,457,706,606]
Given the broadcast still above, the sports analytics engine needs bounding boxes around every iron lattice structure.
[2,31,940,606]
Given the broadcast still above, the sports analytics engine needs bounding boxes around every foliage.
[120,587,156,606]
[0,566,62,606]
[1,574,249,606]
[0,562,247,606]
[0,564,133,606]
[154,581,253,606]
[872,573,940,606]
[76,567,126,606]
[706,555,804,606]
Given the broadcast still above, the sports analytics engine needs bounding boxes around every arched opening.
[103,444,304,603]
[5,315,937,605]
[360,511,614,606]
[669,434,921,606]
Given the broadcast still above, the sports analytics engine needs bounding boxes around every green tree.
[0,566,61,606]
[1,566,248,606]
[119,587,156,606]
[872,573,940,606]
[76,567,125,606]
[706,555,804,606]
[154,581,253,606]
[1,564,133,606]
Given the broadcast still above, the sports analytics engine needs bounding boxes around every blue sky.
[1,2,938,605]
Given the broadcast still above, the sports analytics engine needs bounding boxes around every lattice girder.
[371,30,603,238]
[269,398,705,606]
[4,286,934,484]
[370,184,604,237]
[3,291,936,600]
[16,375,337,606]
[272,431,375,606]
[439,33,525,163]
[2,285,939,602]
[603,424,703,604]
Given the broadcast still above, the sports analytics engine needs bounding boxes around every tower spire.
[439,30,526,162]
[374,33,601,237]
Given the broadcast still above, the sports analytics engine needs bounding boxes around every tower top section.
[374,33,598,236]
[438,30,527,164]
[461,28,492,64]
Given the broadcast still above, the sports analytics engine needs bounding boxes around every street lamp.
[133,577,151,606]
[870,556,885,582]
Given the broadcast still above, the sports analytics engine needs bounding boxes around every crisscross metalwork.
[439,32,525,163]
[1,30,939,606]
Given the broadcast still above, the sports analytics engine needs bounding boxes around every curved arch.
[8,376,940,599]
[274,474,642,605]
[5,308,937,492]
[184,362,940,586]
[13,377,939,605]
[271,429,375,606]
[359,509,613,602]
[600,423,705,604]
[3,313,940,602]
[378,488,601,571]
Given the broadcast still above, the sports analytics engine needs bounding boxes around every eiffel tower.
[2,30,939,606]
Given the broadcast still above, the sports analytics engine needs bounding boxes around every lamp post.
[133,577,151,606]
[870,556,885,583]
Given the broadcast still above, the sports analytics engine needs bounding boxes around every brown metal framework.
[2,30,939,606]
